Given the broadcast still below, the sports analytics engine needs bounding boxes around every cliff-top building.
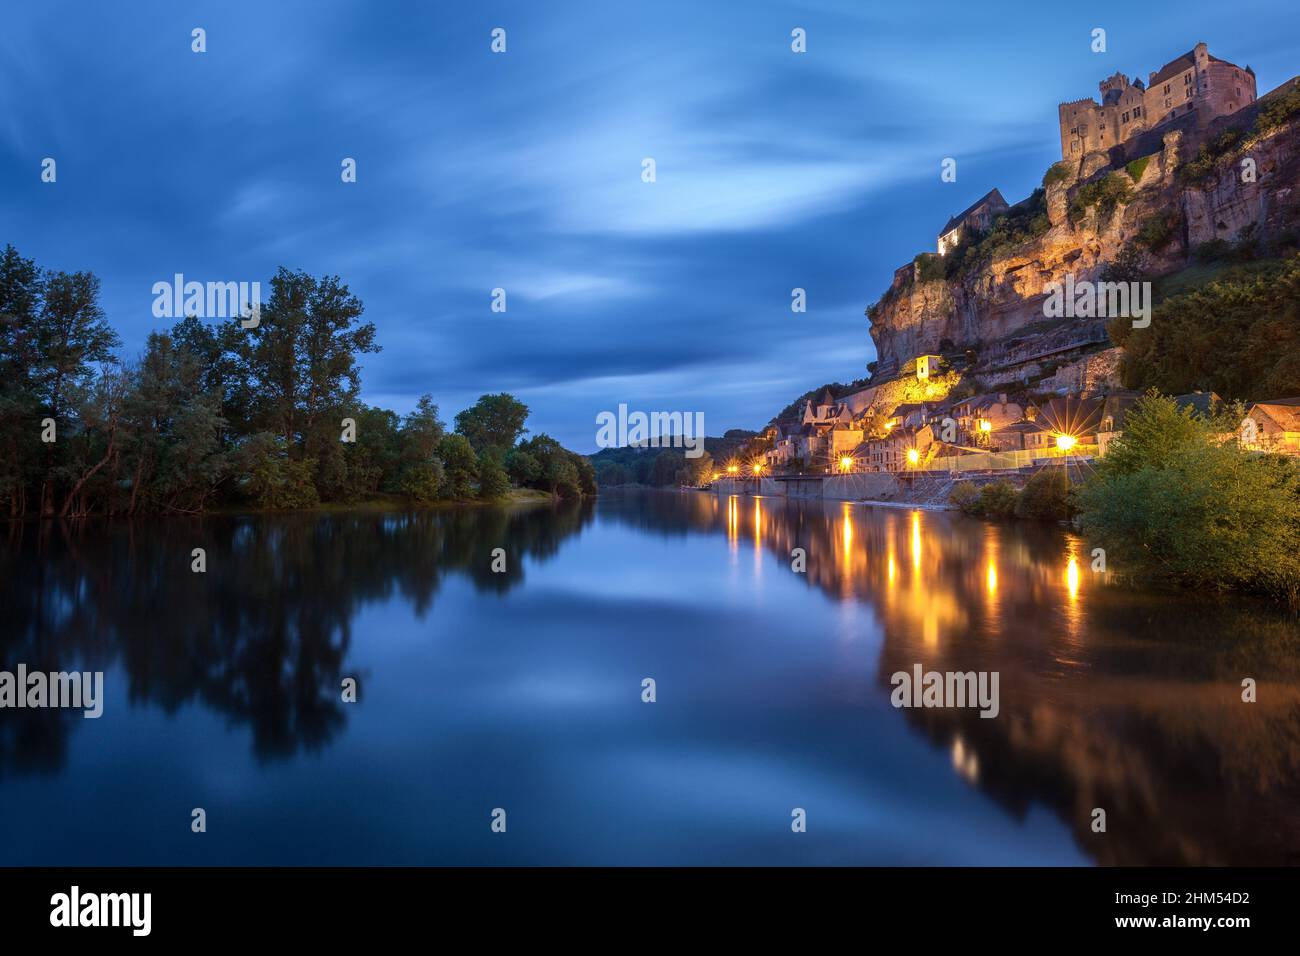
[1058,42,1256,160]
[937,188,1008,255]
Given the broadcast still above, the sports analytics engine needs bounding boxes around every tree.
[437,434,479,499]
[228,268,379,491]
[503,448,541,486]
[29,267,120,514]
[477,451,511,500]
[1078,393,1300,603]
[454,393,530,456]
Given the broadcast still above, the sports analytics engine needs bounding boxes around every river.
[2,489,1297,865]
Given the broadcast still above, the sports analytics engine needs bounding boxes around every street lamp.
[906,448,920,467]
[1055,434,1077,453]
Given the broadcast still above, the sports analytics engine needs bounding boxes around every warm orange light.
[711,473,720,481]
[1056,434,1077,452]
[907,448,920,466]
[1066,556,1080,599]
[727,464,738,474]
[979,419,992,432]
[838,455,853,473]
[752,463,763,475]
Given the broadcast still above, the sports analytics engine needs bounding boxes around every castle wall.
[1059,43,1256,162]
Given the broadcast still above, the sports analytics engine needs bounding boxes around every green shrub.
[914,252,946,283]
[1110,253,1300,400]
[1257,86,1300,133]
[1125,156,1151,182]
[236,433,321,510]
[1042,162,1071,188]
[949,481,981,514]
[398,459,445,503]
[1135,213,1179,252]
[1178,128,1244,185]
[1069,173,1134,225]
[437,434,480,499]
[476,452,511,500]
[1078,393,1300,603]
[976,481,1020,518]
[1015,469,1073,520]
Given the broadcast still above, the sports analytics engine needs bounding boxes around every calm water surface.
[2,490,1298,865]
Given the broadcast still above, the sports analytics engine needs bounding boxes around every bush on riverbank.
[1077,392,1300,604]
[950,471,1074,521]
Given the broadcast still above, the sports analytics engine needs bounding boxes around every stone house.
[1241,398,1300,454]
[937,189,1009,255]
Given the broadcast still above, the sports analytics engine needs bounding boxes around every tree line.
[0,245,595,517]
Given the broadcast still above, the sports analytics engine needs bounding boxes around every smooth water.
[2,490,1298,865]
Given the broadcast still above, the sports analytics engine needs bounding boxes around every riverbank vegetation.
[0,245,593,517]
[1077,393,1300,604]
[949,469,1072,521]
[949,394,1300,604]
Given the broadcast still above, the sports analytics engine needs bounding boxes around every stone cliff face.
[867,102,1300,388]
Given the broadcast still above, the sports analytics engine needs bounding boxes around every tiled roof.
[1150,50,1196,87]
[940,189,1007,237]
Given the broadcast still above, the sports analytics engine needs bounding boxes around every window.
[1163,83,1170,94]
[1122,111,1129,123]
[1184,73,1192,85]
[1134,106,1141,117]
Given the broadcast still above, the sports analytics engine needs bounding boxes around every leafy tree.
[477,451,511,500]
[1110,254,1300,400]
[228,268,378,473]
[504,448,541,486]
[437,434,479,499]
[454,393,529,456]
[1014,468,1073,520]
[1078,393,1300,602]
[398,458,444,503]
[235,433,320,510]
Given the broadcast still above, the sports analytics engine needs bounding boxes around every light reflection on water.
[1,489,1298,865]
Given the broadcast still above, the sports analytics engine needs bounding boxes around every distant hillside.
[589,430,759,486]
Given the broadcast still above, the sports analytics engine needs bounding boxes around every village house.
[1242,398,1300,454]
[987,420,1040,452]
[950,393,1025,444]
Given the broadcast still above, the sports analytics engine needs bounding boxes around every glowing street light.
[727,464,738,475]
[906,448,920,467]
[979,419,992,433]
[838,455,854,473]
[752,462,764,475]
[1055,434,1077,452]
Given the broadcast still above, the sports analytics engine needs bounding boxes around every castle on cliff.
[1058,42,1256,160]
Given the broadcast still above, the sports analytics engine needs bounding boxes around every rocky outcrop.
[867,104,1300,387]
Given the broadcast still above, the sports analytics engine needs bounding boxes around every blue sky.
[3,1,1298,451]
